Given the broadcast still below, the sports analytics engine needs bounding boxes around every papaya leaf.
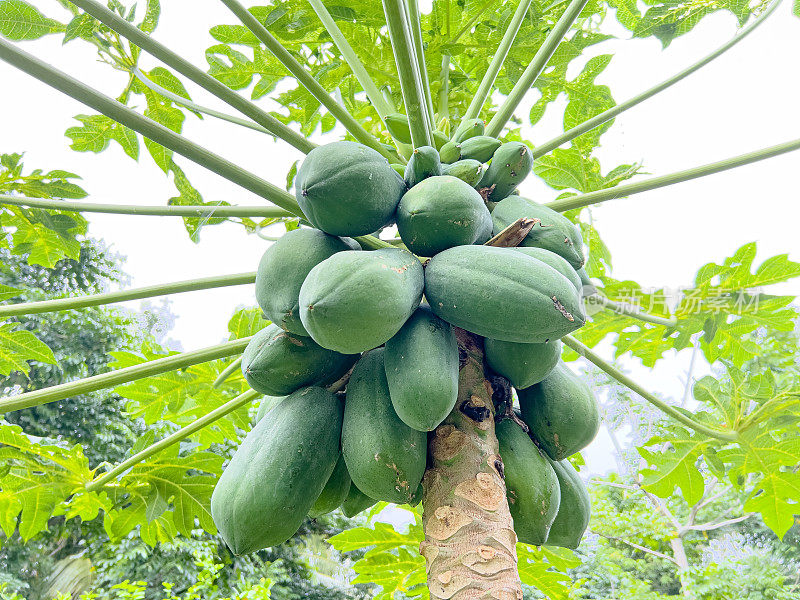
[0,0,64,41]
[517,543,576,600]
[66,114,139,160]
[228,307,269,339]
[167,161,229,242]
[0,322,56,376]
[0,284,21,301]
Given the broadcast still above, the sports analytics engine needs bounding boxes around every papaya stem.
[592,295,679,328]
[0,38,305,217]
[531,0,782,158]
[545,136,800,212]
[306,0,395,119]
[132,67,271,134]
[212,355,244,389]
[484,217,536,247]
[0,273,256,318]
[0,195,294,218]
[353,235,397,250]
[484,0,589,138]
[219,0,395,162]
[84,388,260,492]
[406,0,437,129]
[438,53,451,120]
[462,0,533,122]
[69,0,315,154]
[382,0,433,147]
[561,335,739,442]
[0,337,252,415]
[422,330,523,597]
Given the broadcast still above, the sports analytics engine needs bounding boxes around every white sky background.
[1,1,799,475]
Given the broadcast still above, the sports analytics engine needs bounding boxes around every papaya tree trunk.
[421,329,523,599]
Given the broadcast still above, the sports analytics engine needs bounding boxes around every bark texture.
[421,330,523,599]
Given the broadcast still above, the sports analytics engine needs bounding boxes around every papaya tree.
[1,0,800,598]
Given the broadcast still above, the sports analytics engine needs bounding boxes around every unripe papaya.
[384,306,459,431]
[404,146,442,188]
[342,349,426,504]
[210,386,342,554]
[299,248,424,353]
[385,112,412,144]
[255,228,355,335]
[439,140,461,163]
[396,175,491,256]
[391,163,406,176]
[478,141,533,201]
[441,159,484,187]
[295,141,405,237]
[484,338,561,390]
[254,394,285,424]
[424,245,586,343]
[546,458,591,549]
[241,324,358,396]
[433,130,450,151]
[513,247,582,293]
[496,418,561,546]
[491,196,585,269]
[341,484,378,518]
[518,363,600,460]
[474,211,493,244]
[451,118,485,143]
[459,135,502,163]
[577,267,597,295]
[309,453,351,517]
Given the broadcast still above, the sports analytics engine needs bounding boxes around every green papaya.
[342,349,426,504]
[404,145,442,188]
[433,130,450,151]
[441,159,484,187]
[577,267,597,295]
[451,118,485,143]
[396,175,491,256]
[385,112,412,144]
[546,458,591,549]
[299,248,424,353]
[496,419,561,546]
[241,324,358,396]
[424,245,586,343]
[341,484,378,518]
[518,363,600,460]
[255,228,355,335]
[459,135,502,163]
[491,196,585,269]
[439,140,461,163]
[254,394,286,424]
[477,141,533,201]
[474,211,493,244]
[391,163,406,176]
[484,338,561,390]
[384,305,459,431]
[295,141,405,237]
[309,453,351,517]
[513,247,583,293]
[211,386,342,554]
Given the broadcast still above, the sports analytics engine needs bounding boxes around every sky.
[1,0,799,475]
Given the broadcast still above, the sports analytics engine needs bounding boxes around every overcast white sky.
[1,1,799,474]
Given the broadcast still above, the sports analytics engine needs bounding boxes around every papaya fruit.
[255,228,355,336]
[309,453,351,517]
[518,362,600,460]
[577,267,597,295]
[341,484,378,518]
[441,159,484,187]
[491,196,586,269]
[477,141,533,201]
[385,112,412,144]
[396,175,491,256]
[241,324,358,396]
[384,305,459,431]
[295,141,405,237]
[439,140,461,163]
[254,394,285,424]
[496,418,561,546]
[474,211,493,244]
[459,135,502,163]
[451,118,485,143]
[391,163,405,176]
[433,130,450,151]
[404,146,442,188]
[299,248,424,353]
[484,338,561,390]
[342,348,426,504]
[513,247,583,293]
[424,245,586,343]
[546,458,591,549]
[210,386,342,554]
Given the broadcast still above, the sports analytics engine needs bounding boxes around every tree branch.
[592,531,681,566]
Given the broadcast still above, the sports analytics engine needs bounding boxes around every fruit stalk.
[421,330,523,599]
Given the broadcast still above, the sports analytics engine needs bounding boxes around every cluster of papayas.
[211,121,596,555]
